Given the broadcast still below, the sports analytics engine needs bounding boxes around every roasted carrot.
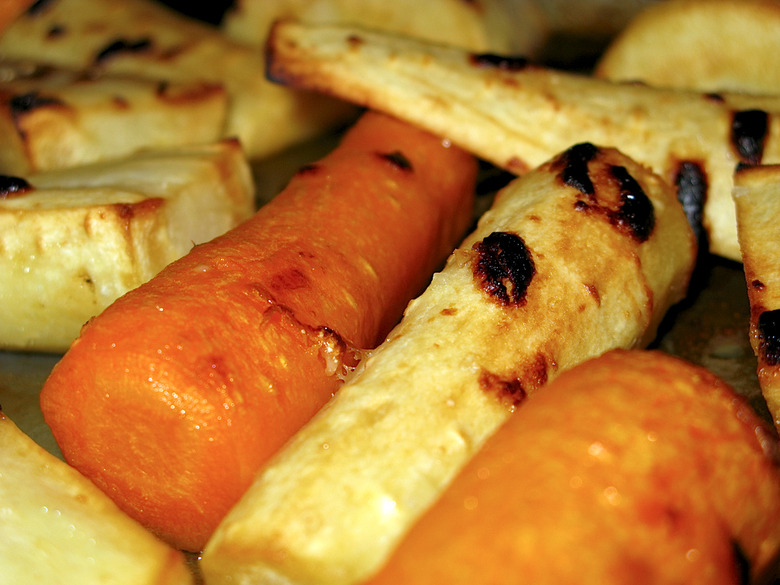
[365,350,780,585]
[39,111,477,552]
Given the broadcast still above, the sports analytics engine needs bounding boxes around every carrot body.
[366,350,780,585]
[39,112,477,552]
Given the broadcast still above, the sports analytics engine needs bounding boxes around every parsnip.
[201,143,696,585]
[0,139,254,352]
[733,163,780,431]
[0,60,227,174]
[266,19,780,261]
[221,0,547,56]
[0,0,355,159]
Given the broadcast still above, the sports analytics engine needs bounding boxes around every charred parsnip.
[201,143,696,585]
[266,19,780,261]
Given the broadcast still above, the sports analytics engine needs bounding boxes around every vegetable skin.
[38,111,477,552]
[366,349,780,585]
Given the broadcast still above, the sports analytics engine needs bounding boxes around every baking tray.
[0,2,776,582]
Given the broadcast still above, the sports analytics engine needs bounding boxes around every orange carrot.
[364,350,780,585]
[39,111,477,552]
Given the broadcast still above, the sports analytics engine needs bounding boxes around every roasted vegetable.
[0,139,254,352]
[0,409,194,585]
[266,19,780,261]
[39,111,477,552]
[365,349,780,585]
[200,143,696,585]
[734,163,780,431]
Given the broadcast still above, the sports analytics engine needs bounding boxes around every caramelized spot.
[609,165,655,242]
[704,92,725,104]
[556,142,599,195]
[94,38,153,66]
[469,53,529,71]
[731,109,768,166]
[505,156,530,174]
[47,24,65,38]
[112,95,130,109]
[0,175,32,198]
[378,150,413,171]
[440,307,457,316]
[473,231,535,306]
[347,35,364,49]
[478,370,527,409]
[752,279,766,291]
[584,283,601,306]
[673,160,707,243]
[269,268,309,292]
[757,309,780,366]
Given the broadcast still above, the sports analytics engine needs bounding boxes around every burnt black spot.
[673,160,707,243]
[752,279,766,291]
[378,150,413,171]
[0,175,32,198]
[758,309,780,366]
[704,92,725,104]
[610,165,655,242]
[94,38,153,66]
[731,109,768,166]
[473,231,535,306]
[731,541,751,585]
[10,91,64,114]
[557,142,599,195]
[26,0,56,16]
[469,53,529,71]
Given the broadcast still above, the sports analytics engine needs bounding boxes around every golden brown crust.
[0,61,228,174]
[200,144,696,585]
[596,0,780,95]
[0,0,356,159]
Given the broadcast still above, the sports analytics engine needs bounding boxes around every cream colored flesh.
[201,144,695,585]
[733,164,780,431]
[0,140,254,352]
[0,410,194,585]
[265,20,780,261]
